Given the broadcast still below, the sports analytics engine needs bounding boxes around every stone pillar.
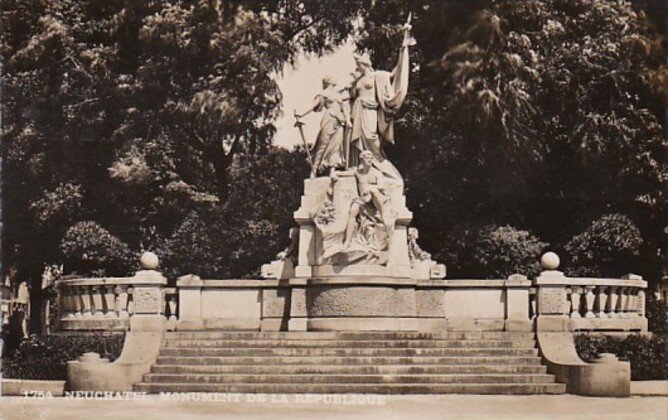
[175,274,203,330]
[288,280,307,331]
[607,287,619,318]
[504,274,532,332]
[386,224,411,278]
[294,225,315,278]
[584,285,596,319]
[618,288,629,319]
[167,296,177,322]
[72,287,83,318]
[114,285,129,319]
[570,287,583,319]
[128,252,167,332]
[596,286,608,318]
[637,289,646,317]
[91,286,104,318]
[81,286,93,318]
[534,253,571,332]
[103,285,117,318]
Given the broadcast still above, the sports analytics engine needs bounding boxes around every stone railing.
[55,253,177,331]
[57,277,136,330]
[1,282,30,337]
[164,286,178,329]
[533,253,647,332]
[173,274,533,332]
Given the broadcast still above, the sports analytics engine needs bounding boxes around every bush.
[60,221,135,276]
[448,225,547,278]
[2,333,125,380]
[575,333,667,380]
[565,214,643,277]
[646,293,667,333]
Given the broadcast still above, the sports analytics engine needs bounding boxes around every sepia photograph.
[0,1,666,419]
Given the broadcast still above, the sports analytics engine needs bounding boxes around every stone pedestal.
[175,274,203,330]
[262,172,446,331]
[293,173,415,280]
[304,277,418,331]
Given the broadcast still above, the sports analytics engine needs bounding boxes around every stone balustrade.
[57,277,136,330]
[533,253,647,332]
[56,253,176,331]
[566,278,646,321]
[1,282,30,337]
[54,252,648,334]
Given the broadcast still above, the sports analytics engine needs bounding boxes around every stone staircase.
[133,331,566,394]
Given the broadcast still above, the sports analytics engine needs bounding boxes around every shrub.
[2,333,125,380]
[471,225,547,278]
[575,333,667,380]
[565,214,643,277]
[646,293,667,333]
[158,211,228,280]
[60,221,135,276]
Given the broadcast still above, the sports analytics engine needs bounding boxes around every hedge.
[575,333,667,380]
[2,333,125,380]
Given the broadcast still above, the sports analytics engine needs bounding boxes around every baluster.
[625,288,636,317]
[91,285,104,317]
[81,286,93,318]
[570,286,583,318]
[584,285,596,318]
[618,287,629,318]
[168,295,177,322]
[637,289,646,317]
[529,289,537,320]
[596,286,608,318]
[127,287,135,315]
[58,287,66,318]
[103,285,117,318]
[65,287,75,318]
[61,287,71,318]
[71,287,83,318]
[607,287,619,318]
[115,285,129,318]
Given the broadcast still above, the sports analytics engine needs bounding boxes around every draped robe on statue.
[349,45,410,186]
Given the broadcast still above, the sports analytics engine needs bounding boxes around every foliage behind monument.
[1,1,665,320]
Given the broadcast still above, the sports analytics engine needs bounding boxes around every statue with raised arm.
[348,16,416,182]
[264,15,448,276]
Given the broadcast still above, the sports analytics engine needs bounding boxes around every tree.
[357,0,666,280]
[564,213,643,277]
[155,146,309,280]
[1,0,361,330]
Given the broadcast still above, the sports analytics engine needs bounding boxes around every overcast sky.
[274,41,356,149]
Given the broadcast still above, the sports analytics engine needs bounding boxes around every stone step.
[154,355,543,366]
[142,373,556,384]
[133,382,566,395]
[160,339,536,349]
[150,364,548,375]
[164,331,535,341]
[159,347,539,357]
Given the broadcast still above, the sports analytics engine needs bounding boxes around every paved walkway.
[2,394,667,420]
[631,381,668,396]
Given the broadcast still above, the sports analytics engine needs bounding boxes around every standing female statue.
[294,75,349,178]
[348,19,415,183]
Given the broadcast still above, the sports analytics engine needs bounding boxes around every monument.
[262,17,445,331]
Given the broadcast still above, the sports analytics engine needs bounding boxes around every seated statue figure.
[343,150,392,250]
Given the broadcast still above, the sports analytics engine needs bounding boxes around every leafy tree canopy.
[2,0,359,282]
[1,1,665,304]
[358,0,666,279]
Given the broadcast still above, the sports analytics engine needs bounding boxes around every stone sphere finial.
[540,252,560,271]
[140,251,159,270]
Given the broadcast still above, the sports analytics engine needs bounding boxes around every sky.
[273,41,356,149]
